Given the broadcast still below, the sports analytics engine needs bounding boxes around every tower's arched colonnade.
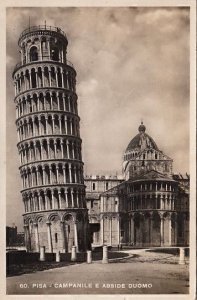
[24,210,88,253]
[97,171,189,247]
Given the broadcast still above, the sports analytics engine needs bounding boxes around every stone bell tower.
[12,25,89,253]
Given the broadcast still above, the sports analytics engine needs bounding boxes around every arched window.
[31,69,36,88]
[22,44,26,64]
[164,164,168,172]
[51,46,59,61]
[30,46,38,62]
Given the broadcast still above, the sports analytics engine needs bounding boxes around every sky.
[6,7,190,230]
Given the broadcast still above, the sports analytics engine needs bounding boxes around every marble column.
[74,221,79,252]
[69,164,72,183]
[102,246,108,264]
[70,120,73,135]
[45,192,48,210]
[24,224,31,252]
[168,214,172,246]
[61,70,64,88]
[160,214,164,246]
[71,189,74,207]
[34,223,40,252]
[38,196,42,211]
[57,94,60,111]
[174,215,177,246]
[100,197,104,212]
[52,191,55,209]
[65,117,68,134]
[100,216,104,245]
[54,142,57,159]
[63,96,66,111]
[76,191,79,207]
[74,167,77,183]
[64,190,68,207]
[49,70,52,87]
[160,194,163,210]
[59,117,62,134]
[39,44,42,61]
[46,221,53,253]
[50,94,53,109]
[35,71,38,87]
[29,72,32,89]
[63,166,66,183]
[56,166,59,183]
[58,191,61,209]
[83,217,87,250]
[149,215,153,245]
[109,217,112,246]
[60,221,66,252]
[55,71,58,87]
[66,141,70,159]
[130,216,134,245]
[52,117,55,134]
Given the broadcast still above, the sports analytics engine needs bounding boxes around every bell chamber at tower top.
[20,25,68,64]
[12,26,76,97]
[13,25,71,71]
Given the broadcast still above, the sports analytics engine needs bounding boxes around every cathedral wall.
[163,218,169,245]
[50,218,63,252]
[37,220,49,251]
[111,217,117,245]
[24,209,88,253]
[85,177,123,193]
[128,159,173,179]
[103,217,110,244]
[151,216,161,246]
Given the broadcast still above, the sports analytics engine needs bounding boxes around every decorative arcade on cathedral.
[86,123,189,248]
[12,25,89,253]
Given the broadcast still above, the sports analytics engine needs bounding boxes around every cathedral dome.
[125,122,159,152]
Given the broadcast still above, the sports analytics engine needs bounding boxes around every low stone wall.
[6,251,87,266]
[147,247,190,257]
[61,252,86,262]
[7,251,39,265]
[7,249,127,266]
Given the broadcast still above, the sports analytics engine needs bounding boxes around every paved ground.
[7,249,189,295]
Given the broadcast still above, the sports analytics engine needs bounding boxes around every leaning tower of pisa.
[12,25,89,253]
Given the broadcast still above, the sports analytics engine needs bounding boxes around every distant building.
[6,226,25,247]
[85,175,124,244]
[85,123,189,247]
[6,226,17,246]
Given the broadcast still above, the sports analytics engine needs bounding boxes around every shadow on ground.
[7,251,129,277]
[7,261,78,277]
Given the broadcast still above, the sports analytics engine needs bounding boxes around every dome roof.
[125,123,159,152]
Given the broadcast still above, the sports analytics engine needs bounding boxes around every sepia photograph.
[4,2,195,299]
